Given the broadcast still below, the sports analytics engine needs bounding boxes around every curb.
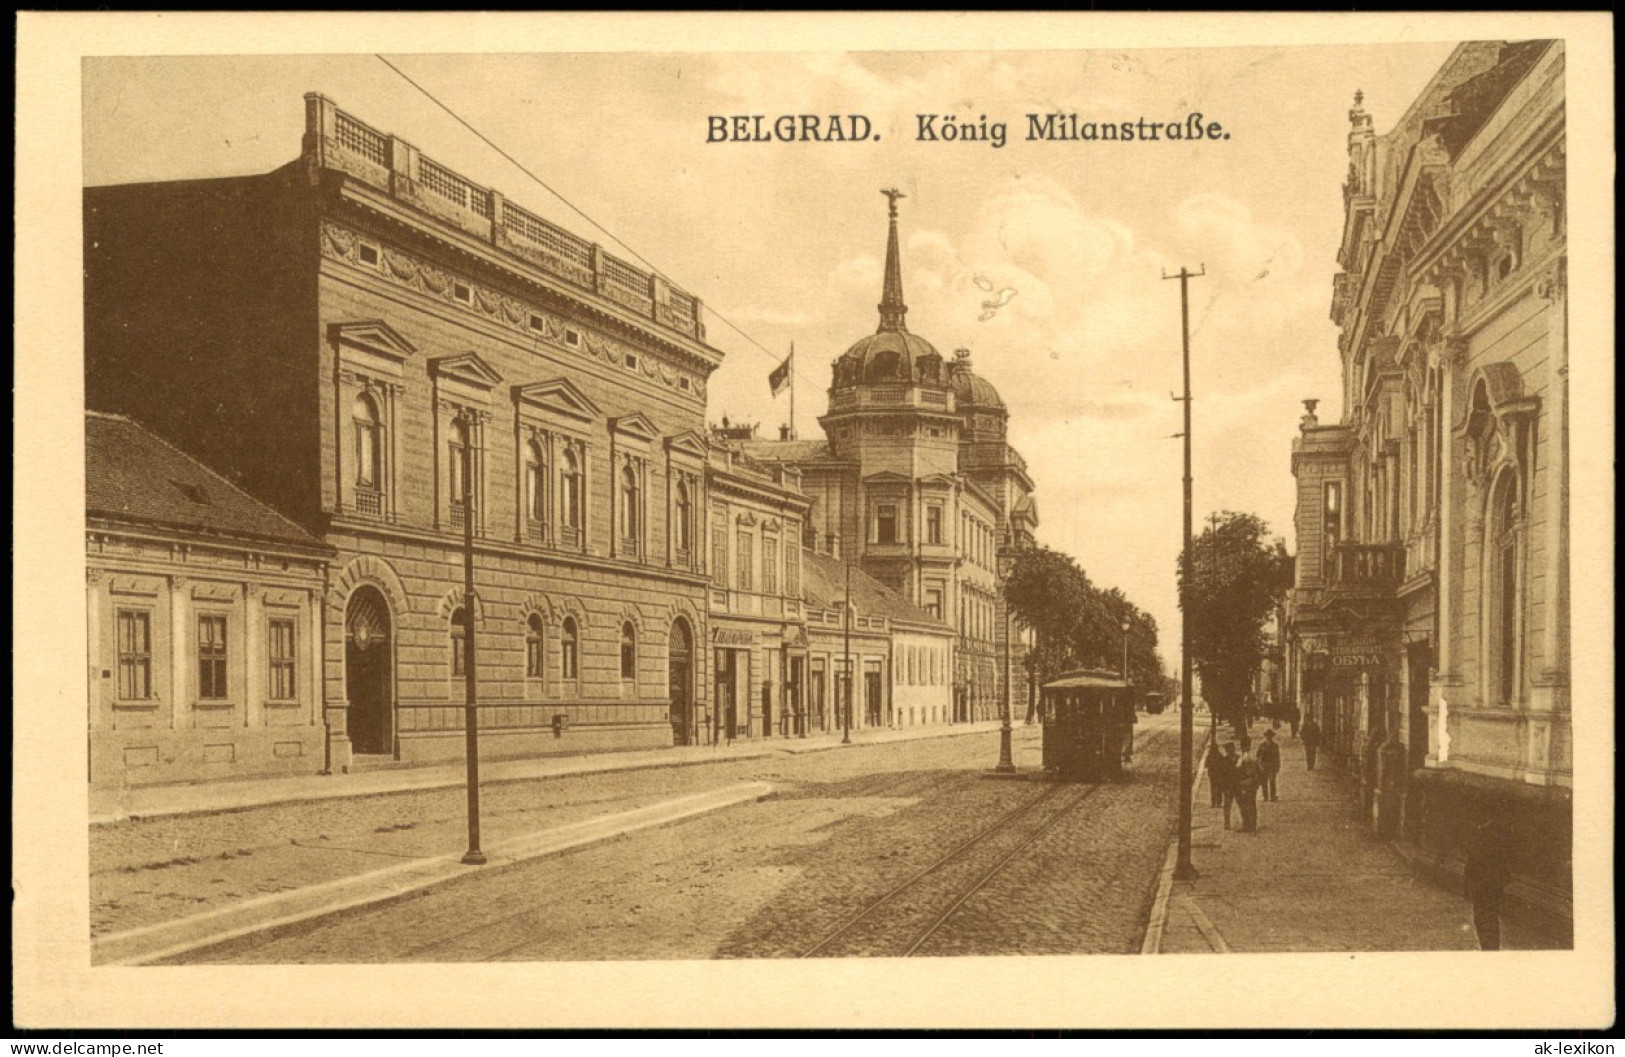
[1139,841,1179,955]
[92,780,773,966]
[1140,737,1215,955]
[90,724,1011,827]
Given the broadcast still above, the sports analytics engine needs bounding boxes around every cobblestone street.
[135,713,1180,962]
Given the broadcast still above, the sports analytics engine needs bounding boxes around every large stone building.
[84,93,962,784]
[87,94,722,770]
[86,412,334,787]
[1284,41,1568,938]
[744,193,1038,724]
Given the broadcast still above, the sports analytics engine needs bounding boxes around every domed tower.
[949,347,1008,443]
[817,188,962,597]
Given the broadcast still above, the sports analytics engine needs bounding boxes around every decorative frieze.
[321,221,706,400]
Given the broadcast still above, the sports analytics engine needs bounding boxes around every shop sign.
[1328,640,1389,670]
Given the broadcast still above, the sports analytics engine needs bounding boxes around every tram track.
[338,725,1168,963]
[799,724,1169,959]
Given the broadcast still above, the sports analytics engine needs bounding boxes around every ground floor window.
[197,613,228,700]
[268,617,296,700]
[116,608,152,700]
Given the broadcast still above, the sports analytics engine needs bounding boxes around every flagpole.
[789,341,796,440]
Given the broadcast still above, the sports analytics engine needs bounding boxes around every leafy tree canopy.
[1004,544,1164,703]
[1177,511,1293,731]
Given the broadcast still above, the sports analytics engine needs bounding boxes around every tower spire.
[878,187,908,332]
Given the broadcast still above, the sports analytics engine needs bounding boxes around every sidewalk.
[94,780,773,966]
[91,720,1005,825]
[1148,724,1504,954]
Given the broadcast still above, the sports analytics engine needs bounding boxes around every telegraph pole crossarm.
[1164,264,1204,882]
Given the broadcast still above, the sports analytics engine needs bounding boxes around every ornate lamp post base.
[995,725,1016,773]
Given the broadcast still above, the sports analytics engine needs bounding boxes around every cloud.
[1173,193,1305,282]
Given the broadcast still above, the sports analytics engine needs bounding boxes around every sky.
[82,42,1461,666]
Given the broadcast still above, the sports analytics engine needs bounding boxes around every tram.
[1039,669,1136,781]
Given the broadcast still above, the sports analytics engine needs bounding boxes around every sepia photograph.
[14,11,1615,1031]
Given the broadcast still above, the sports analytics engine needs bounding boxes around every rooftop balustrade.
[306,95,705,343]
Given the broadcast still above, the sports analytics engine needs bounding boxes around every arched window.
[1490,472,1522,706]
[449,418,471,519]
[353,394,381,490]
[560,448,582,532]
[619,622,637,681]
[620,464,641,542]
[525,440,548,527]
[525,614,545,681]
[561,617,579,681]
[675,480,693,555]
[450,606,468,678]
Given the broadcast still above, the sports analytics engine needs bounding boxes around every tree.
[1004,544,1166,719]
[1178,511,1293,735]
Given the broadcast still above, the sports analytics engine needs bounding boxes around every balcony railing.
[1328,542,1405,590]
[353,487,383,517]
[306,95,704,342]
[827,386,958,413]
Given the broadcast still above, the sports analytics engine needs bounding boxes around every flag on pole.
[768,347,793,397]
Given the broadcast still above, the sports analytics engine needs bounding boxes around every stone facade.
[84,93,965,784]
[1284,41,1569,937]
[86,95,721,771]
[703,434,812,741]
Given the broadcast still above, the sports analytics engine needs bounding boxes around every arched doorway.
[668,618,694,745]
[346,585,394,757]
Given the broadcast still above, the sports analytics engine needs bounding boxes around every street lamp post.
[829,533,852,745]
[994,531,1020,774]
[1121,619,1131,682]
[456,413,486,867]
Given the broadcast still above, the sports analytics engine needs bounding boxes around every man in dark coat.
[1288,704,1301,738]
[1257,729,1282,802]
[1465,810,1514,950]
[1300,716,1322,770]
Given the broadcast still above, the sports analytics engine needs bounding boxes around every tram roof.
[1042,670,1129,690]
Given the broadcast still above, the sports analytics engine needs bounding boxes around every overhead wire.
[373,54,829,400]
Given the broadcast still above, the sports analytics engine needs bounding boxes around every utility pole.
[457,413,486,866]
[1165,264,1204,882]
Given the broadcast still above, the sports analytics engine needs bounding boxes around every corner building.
[1285,42,1569,939]
[745,195,1037,724]
[86,95,721,771]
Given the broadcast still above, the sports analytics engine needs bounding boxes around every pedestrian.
[1217,742,1239,828]
[1204,740,1229,808]
[1288,704,1301,739]
[1257,729,1282,801]
[1301,716,1321,770]
[1233,739,1260,833]
[1465,810,1513,950]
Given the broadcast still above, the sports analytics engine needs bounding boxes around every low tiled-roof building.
[802,547,955,732]
[86,412,334,787]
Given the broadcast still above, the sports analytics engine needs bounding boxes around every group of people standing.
[1204,713,1321,833]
